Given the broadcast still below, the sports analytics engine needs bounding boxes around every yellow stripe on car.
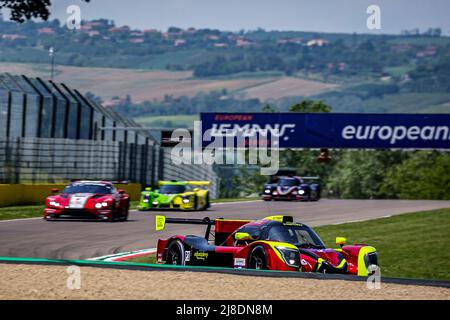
[254,240,298,266]
[357,246,377,276]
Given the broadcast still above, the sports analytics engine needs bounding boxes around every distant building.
[1,34,27,40]
[416,46,437,57]
[236,38,253,47]
[214,43,228,48]
[307,39,329,47]
[129,38,144,44]
[390,43,413,53]
[88,30,100,37]
[174,39,186,46]
[277,38,304,45]
[130,31,145,37]
[38,28,55,35]
[207,35,220,41]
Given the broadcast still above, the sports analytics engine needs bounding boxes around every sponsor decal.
[68,194,91,209]
[194,252,208,261]
[201,113,450,149]
[276,186,297,195]
[185,251,191,262]
[234,258,246,268]
[211,123,296,139]
[342,125,450,145]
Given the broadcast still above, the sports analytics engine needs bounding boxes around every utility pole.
[49,47,55,81]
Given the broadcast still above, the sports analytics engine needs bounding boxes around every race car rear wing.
[155,215,293,243]
[187,181,211,186]
[156,216,215,240]
[70,179,129,184]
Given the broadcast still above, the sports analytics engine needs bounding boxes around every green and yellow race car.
[138,180,211,211]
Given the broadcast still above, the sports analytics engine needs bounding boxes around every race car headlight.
[143,199,149,203]
[95,203,103,209]
[272,191,278,195]
[292,190,298,195]
[299,190,305,195]
[275,246,300,268]
[264,189,271,194]
[101,202,109,207]
[49,201,60,207]
[152,201,158,205]
[182,198,190,203]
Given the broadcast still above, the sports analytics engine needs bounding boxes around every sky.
[29,0,450,35]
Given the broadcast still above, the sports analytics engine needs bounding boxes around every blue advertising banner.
[200,113,450,149]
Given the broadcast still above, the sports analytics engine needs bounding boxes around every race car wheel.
[166,240,185,265]
[194,195,199,211]
[107,200,120,222]
[205,193,210,210]
[249,246,268,270]
[121,207,129,221]
[120,200,129,221]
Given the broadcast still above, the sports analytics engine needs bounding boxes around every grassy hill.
[0,62,336,102]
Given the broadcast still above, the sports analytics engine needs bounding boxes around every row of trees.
[219,100,450,200]
[226,149,450,200]
[113,90,264,118]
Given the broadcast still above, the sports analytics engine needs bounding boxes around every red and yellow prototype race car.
[44,180,130,222]
[155,215,378,276]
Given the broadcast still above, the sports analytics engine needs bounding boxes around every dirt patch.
[243,77,338,100]
[0,264,448,300]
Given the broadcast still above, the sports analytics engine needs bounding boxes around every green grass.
[314,208,450,280]
[124,208,450,281]
[125,254,157,264]
[384,65,415,77]
[0,199,257,221]
[0,204,45,221]
[212,197,259,203]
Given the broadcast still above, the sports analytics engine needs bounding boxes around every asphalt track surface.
[1,199,450,260]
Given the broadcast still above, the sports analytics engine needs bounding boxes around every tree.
[380,152,450,200]
[0,0,90,23]
[326,150,407,199]
[261,104,276,112]
[289,100,331,113]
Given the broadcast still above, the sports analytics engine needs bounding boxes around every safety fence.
[0,137,218,204]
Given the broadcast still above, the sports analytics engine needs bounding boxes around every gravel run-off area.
[1,264,449,300]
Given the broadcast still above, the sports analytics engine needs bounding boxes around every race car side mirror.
[145,187,152,191]
[336,237,347,247]
[235,232,254,241]
[51,188,59,194]
[118,189,125,194]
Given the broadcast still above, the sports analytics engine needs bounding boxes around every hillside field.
[0,62,336,102]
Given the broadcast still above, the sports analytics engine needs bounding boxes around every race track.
[1,199,450,260]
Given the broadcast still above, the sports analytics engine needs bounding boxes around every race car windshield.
[63,184,113,194]
[159,185,186,194]
[267,225,325,249]
[279,179,298,187]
